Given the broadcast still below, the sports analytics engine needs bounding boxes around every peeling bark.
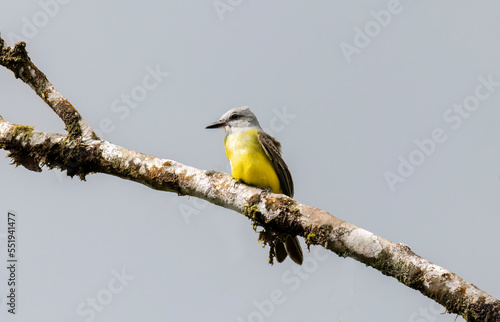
[1,36,499,321]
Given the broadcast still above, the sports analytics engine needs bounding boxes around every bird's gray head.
[205,106,262,134]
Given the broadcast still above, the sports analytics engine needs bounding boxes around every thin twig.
[0,37,96,139]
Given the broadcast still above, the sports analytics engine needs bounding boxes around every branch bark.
[1,36,499,321]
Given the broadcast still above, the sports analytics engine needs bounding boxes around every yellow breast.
[224,129,282,194]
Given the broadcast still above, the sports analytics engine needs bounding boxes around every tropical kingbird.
[206,107,303,265]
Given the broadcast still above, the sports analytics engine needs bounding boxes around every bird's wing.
[257,131,294,197]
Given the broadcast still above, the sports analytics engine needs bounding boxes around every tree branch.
[1,36,499,321]
[0,36,96,139]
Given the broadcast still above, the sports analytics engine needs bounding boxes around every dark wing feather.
[258,131,294,197]
[275,241,287,263]
[285,236,303,265]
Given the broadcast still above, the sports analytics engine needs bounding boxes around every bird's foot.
[259,186,271,197]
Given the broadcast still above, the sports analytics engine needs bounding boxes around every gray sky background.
[1,1,500,321]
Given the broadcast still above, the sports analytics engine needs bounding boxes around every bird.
[206,106,303,265]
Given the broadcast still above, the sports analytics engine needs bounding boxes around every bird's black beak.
[205,120,225,129]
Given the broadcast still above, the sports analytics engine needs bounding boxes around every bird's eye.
[230,113,239,120]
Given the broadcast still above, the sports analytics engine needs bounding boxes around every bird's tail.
[276,236,303,265]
